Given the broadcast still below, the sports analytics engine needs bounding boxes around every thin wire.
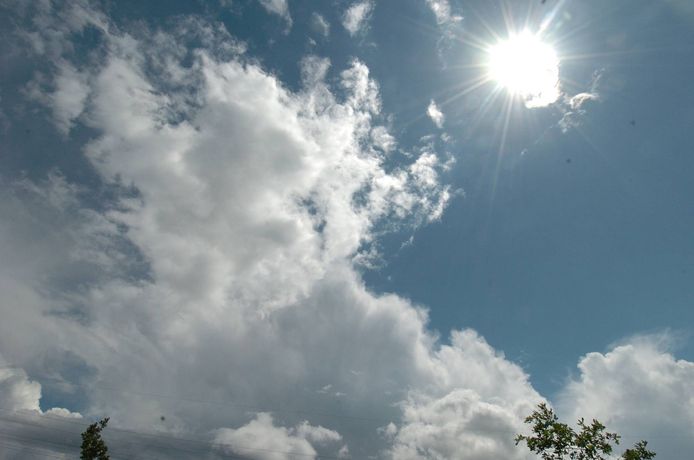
[0,432,81,458]
[0,404,679,449]
[0,367,398,425]
[0,422,242,460]
[0,405,676,460]
[1,365,683,444]
[0,411,351,460]
[0,439,72,459]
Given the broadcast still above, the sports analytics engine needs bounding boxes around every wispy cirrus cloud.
[425,0,461,26]
[424,0,463,61]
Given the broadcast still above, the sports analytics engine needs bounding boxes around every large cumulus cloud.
[387,330,543,460]
[559,335,694,460]
[0,0,451,456]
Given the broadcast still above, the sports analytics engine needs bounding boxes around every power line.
[9,367,671,442]
[0,366,397,425]
[0,425,226,460]
[0,411,351,460]
[0,404,681,460]
[0,414,241,460]
[1,369,684,450]
[0,439,73,460]
[0,431,81,458]
[0,390,678,445]
[0,403,678,460]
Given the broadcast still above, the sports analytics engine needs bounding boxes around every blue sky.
[1,1,694,459]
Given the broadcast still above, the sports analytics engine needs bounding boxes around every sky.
[1,0,694,459]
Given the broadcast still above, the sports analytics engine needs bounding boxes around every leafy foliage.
[80,417,110,460]
[622,441,656,460]
[515,403,655,460]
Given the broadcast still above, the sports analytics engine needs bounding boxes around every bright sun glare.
[487,31,559,108]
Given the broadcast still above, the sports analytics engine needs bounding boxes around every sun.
[487,30,560,108]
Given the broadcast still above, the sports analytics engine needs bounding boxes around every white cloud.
[300,55,331,86]
[24,59,93,135]
[0,366,42,413]
[342,1,374,36]
[371,125,397,153]
[558,69,604,132]
[410,151,441,189]
[558,92,600,132]
[310,12,330,37]
[44,407,83,419]
[388,330,544,460]
[391,390,531,460]
[0,3,453,457]
[14,0,109,61]
[51,61,89,134]
[558,335,694,460]
[293,420,343,445]
[257,0,292,28]
[424,0,463,59]
[0,353,82,420]
[569,92,600,110]
[23,61,89,136]
[340,59,381,113]
[426,100,445,128]
[215,413,341,460]
[425,0,461,25]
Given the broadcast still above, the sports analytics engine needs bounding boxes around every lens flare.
[487,31,559,108]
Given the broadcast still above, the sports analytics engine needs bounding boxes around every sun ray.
[437,75,495,109]
[395,73,494,130]
[496,93,515,163]
[398,9,450,41]
[537,0,570,36]
[455,29,500,53]
[559,46,677,63]
[443,62,491,72]
[548,1,627,48]
[484,92,515,229]
[463,86,506,154]
[464,3,504,45]
[500,1,518,42]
